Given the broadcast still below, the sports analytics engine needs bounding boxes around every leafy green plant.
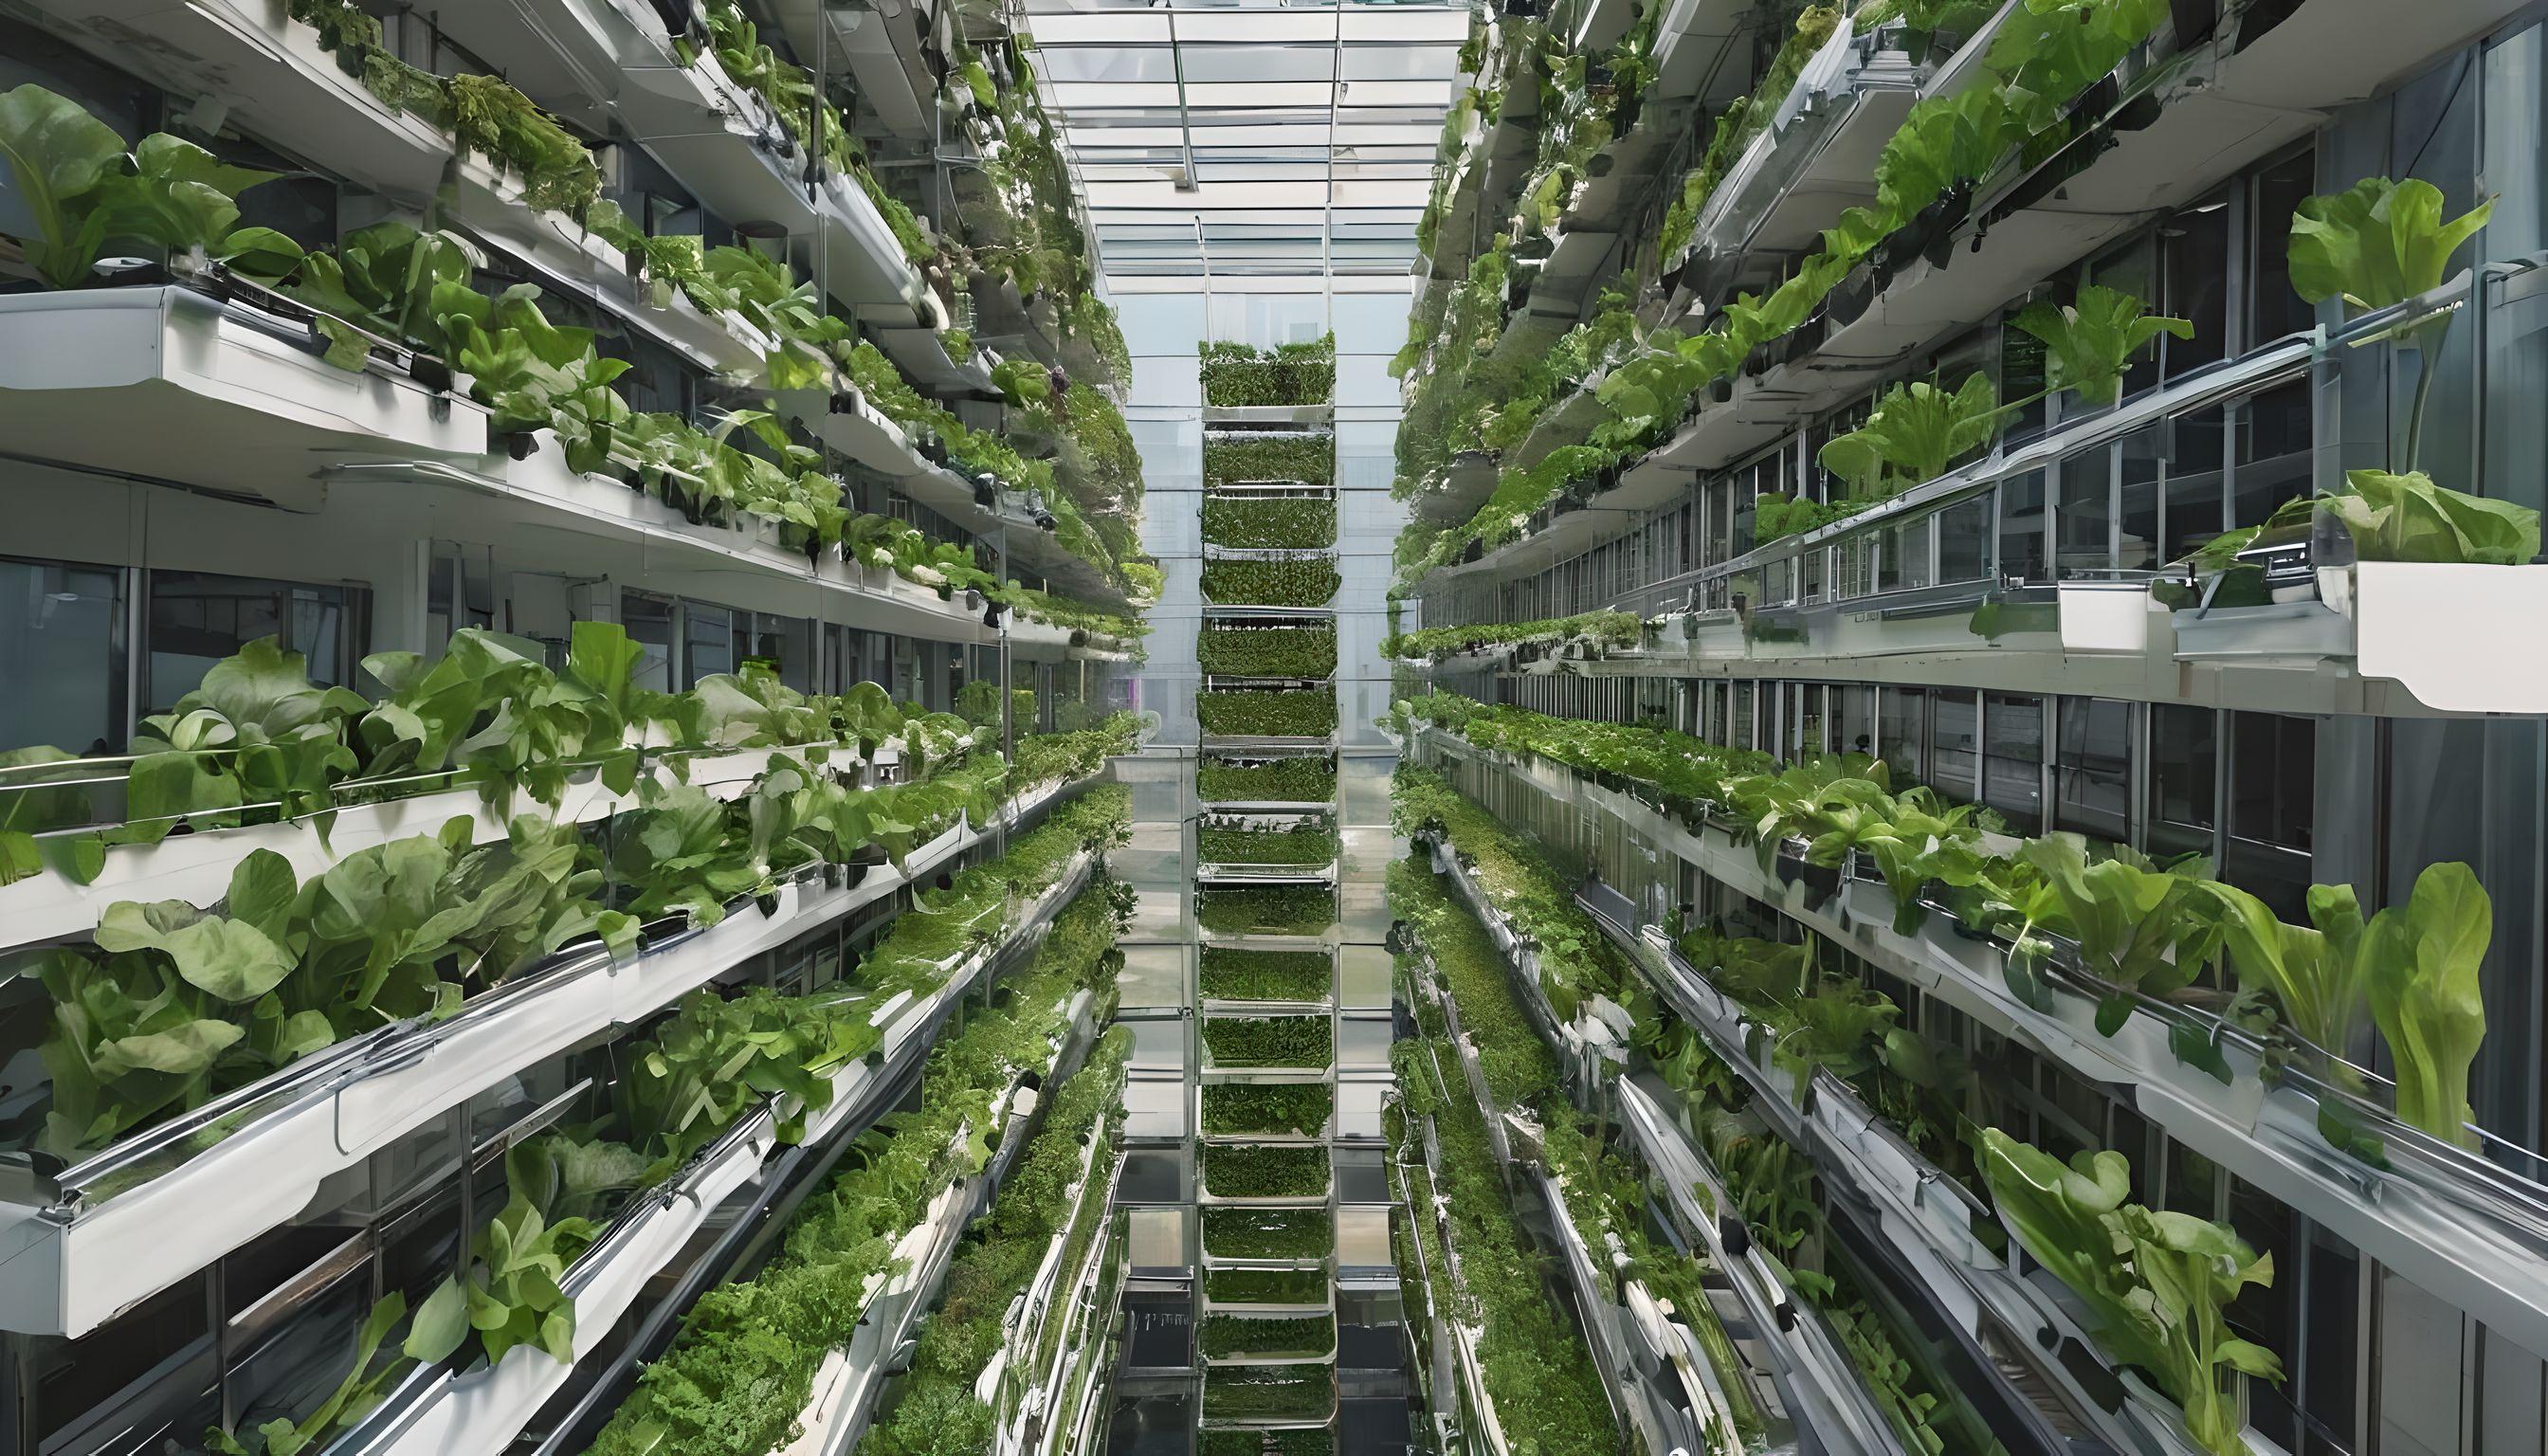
[1199,946,1334,1002]
[1202,1015,1334,1069]
[1199,1432,1334,1456]
[1203,1142,1330,1199]
[1200,335,1337,407]
[1388,857,1560,1107]
[1201,1366,1336,1421]
[1199,815,1338,866]
[2319,468,2540,565]
[1198,626,1338,679]
[1199,1312,1336,1359]
[1383,610,1639,664]
[1817,373,2006,499]
[2289,175,2490,472]
[1205,1267,1330,1305]
[1204,433,1336,488]
[2011,284,2194,408]
[2364,862,2491,1148]
[1196,689,1338,738]
[1199,883,1337,937]
[0,85,306,287]
[1981,1132,2282,1456]
[1202,1207,1333,1261]
[1202,496,1338,550]
[582,905,1133,1456]
[1202,1083,1333,1138]
[1201,557,1342,608]
[1198,755,1338,805]
[2018,834,2224,1036]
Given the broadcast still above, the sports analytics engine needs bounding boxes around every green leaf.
[2288,176,2493,314]
[2367,861,2491,1148]
[0,83,126,288]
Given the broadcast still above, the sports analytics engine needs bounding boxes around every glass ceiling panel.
[1022,0,1468,275]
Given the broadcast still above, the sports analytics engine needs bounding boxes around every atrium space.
[5,1,2548,1454]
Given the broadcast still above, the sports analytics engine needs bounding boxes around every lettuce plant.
[1981,1132,2282,1456]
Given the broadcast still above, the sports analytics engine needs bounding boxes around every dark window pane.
[148,571,357,713]
[2056,699,2135,842]
[1939,497,1992,582]
[2227,1178,2300,1447]
[2233,380,2314,528]
[2230,712,2315,850]
[2149,703,2218,858]
[2165,191,2231,376]
[0,556,124,755]
[1833,684,1876,760]
[2228,711,2315,917]
[2163,406,2230,561]
[1931,690,1980,800]
[2250,149,2318,345]
[2120,427,2163,573]
[2057,448,2114,577]
[2301,1229,2360,1450]
[623,591,674,693]
[34,1278,210,1447]
[1982,694,2044,833]
[1880,687,1927,786]
[683,603,737,689]
[1998,469,2050,583]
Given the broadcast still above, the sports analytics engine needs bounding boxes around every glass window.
[1982,694,2042,832]
[2227,712,2315,916]
[2163,405,2231,562]
[2056,699,2134,842]
[682,602,737,688]
[2249,149,2319,346]
[2227,1177,2301,1448]
[2164,191,2231,377]
[1879,687,1926,784]
[2120,426,2163,573]
[33,1276,211,1447]
[1938,497,1991,583]
[2149,704,2217,859]
[1730,681,1756,752]
[623,591,675,693]
[2000,305,2049,441]
[1931,690,1980,798]
[2232,381,2314,529]
[0,555,125,755]
[1996,469,2050,583]
[1833,684,1876,760]
[2087,235,2161,404]
[148,570,359,713]
[2056,446,2114,577]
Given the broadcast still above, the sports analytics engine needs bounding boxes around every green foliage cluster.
[1386,1036,1616,1452]
[1199,815,1339,866]
[583,917,1131,1456]
[851,1024,1130,1456]
[1202,1015,1334,1070]
[1201,557,1343,608]
[1198,755,1338,805]
[698,2,926,263]
[1202,497,1339,550]
[0,78,1145,595]
[1200,1366,1336,1421]
[15,648,1133,1161]
[1200,946,1334,1002]
[1204,432,1337,488]
[1198,626,1338,680]
[1983,1133,2278,1456]
[1202,1083,1334,1137]
[1196,689,1338,739]
[1198,883,1338,937]
[1396,687,2497,1155]
[1199,1313,1336,1360]
[1204,1142,1331,1200]
[1395,0,2184,583]
[1200,335,1337,407]
[1202,1207,1333,1263]
[1390,763,1631,1019]
[278,0,599,215]
[1204,1267,1331,1305]
[1656,6,1841,264]
[1386,859,1558,1106]
[1383,610,1639,664]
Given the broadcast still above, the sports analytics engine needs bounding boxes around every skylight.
[1020,1,1471,276]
